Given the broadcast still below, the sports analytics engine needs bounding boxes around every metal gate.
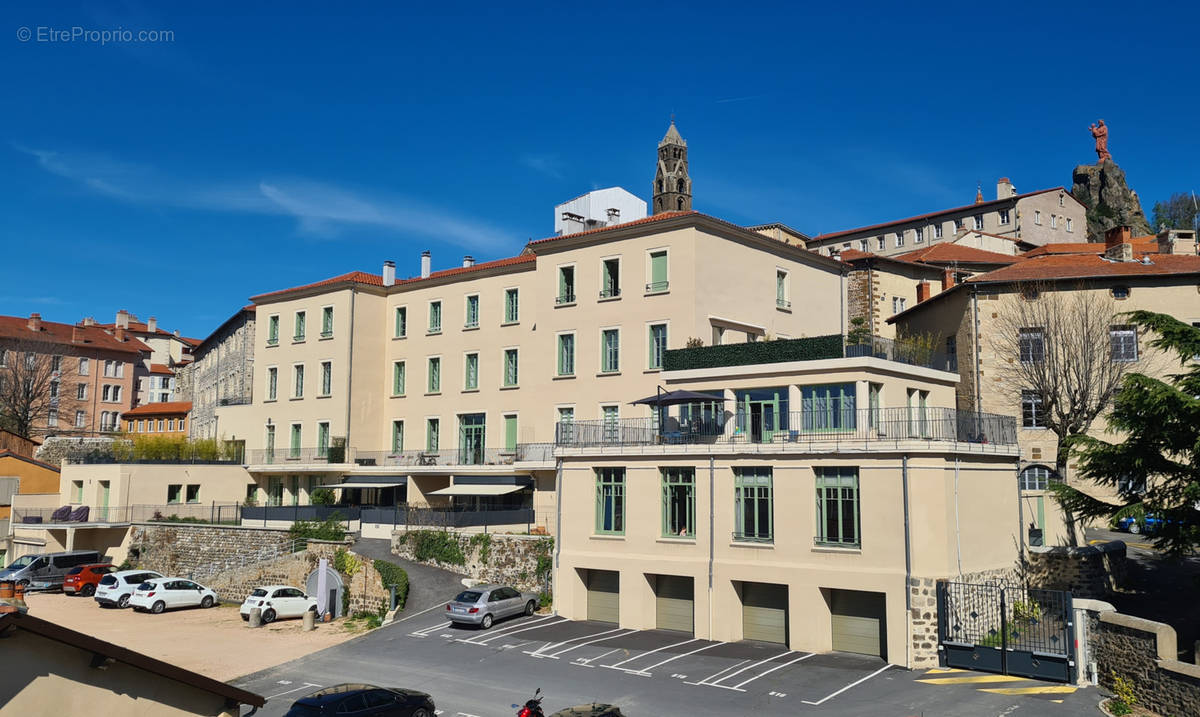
[937,581,1075,683]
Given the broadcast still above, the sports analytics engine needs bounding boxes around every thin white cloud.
[14,145,510,250]
[520,153,565,180]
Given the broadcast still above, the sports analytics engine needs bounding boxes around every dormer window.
[1111,286,1130,300]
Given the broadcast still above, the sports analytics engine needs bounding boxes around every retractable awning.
[319,477,408,489]
[427,484,528,496]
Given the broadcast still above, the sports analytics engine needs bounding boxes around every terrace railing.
[361,505,536,531]
[13,502,244,525]
[244,446,352,465]
[352,443,554,468]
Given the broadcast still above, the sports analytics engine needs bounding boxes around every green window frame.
[392,361,405,396]
[317,422,330,458]
[72,480,84,503]
[464,353,479,390]
[294,311,306,341]
[267,315,279,345]
[426,418,439,451]
[557,407,574,442]
[289,476,300,506]
[595,467,625,535]
[428,301,442,333]
[734,467,773,542]
[167,484,182,504]
[395,307,407,338]
[662,468,695,538]
[293,364,304,398]
[504,348,519,386]
[264,425,276,463]
[557,334,575,376]
[907,388,929,437]
[504,288,519,323]
[465,295,479,328]
[648,323,667,369]
[321,306,334,337]
[268,476,283,506]
[601,258,620,298]
[185,484,200,504]
[602,405,619,442]
[320,361,332,396]
[776,270,789,307]
[267,367,277,400]
[800,383,856,432]
[289,424,302,459]
[601,329,620,373]
[815,467,860,547]
[427,357,440,393]
[648,250,668,292]
[504,414,518,451]
[557,266,575,304]
[868,382,882,430]
[391,420,404,453]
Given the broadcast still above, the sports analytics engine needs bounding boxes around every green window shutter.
[392,421,403,452]
[465,354,478,389]
[427,419,439,451]
[322,307,333,335]
[505,349,518,385]
[504,415,517,451]
[505,289,519,323]
[466,296,479,327]
[393,361,405,395]
[395,307,406,337]
[428,358,440,392]
[558,335,574,375]
[650,251,667,290]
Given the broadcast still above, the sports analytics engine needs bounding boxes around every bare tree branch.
[0,337,62,439]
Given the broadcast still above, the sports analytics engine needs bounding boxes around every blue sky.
[3,1,1197,339]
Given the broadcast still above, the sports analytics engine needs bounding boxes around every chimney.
[1105,225,1134,261]
[916,281,932,303]
[382,260,396,287]
[463,255,475,268]
[996,177,1015,199]
[606,207,620,224]
[1156,227,1198,255]
[82,317,95,326]
[147,316,157,333]
[115,327,126,342]
[942,268,956,290]
[116,310,130,329]
[72,324,82,343]
[420,250,431,279]
[27,313,41,332]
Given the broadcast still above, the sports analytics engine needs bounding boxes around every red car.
[63,563,116,596]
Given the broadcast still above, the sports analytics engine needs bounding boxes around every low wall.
[1085,605,1200,716]
[908,566,1021,668]
[1025,541,1126,598]
[129,523,292,577]
[391,529,553,593]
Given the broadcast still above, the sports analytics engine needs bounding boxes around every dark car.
[284,684,435,717]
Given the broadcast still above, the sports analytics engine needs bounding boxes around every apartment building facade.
[177,305,256,440]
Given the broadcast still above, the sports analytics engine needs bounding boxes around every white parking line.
[528,627,628,657]
[800,664,895,705]
[410,621,452,637]
[266,682,321,699]
[684,659,749,686]
[393,602,450,623]
[538,629,636,659]
[630,642,720,675]
[603,637,700,669]
[457,614,563,645]
[729,652,814,690]
[575,647,622,665]
[706,651,792,686]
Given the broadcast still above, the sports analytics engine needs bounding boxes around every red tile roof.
[148,363,174,375]
[0,316,150,354]
[526,210,697,247]
[122,401,192,417]
[835,249,940,271]
[179,336,202,347]
[966,253,1200,283]
[1021,236,1157,257]
[894,244,1020,265]
[250,271,385,302]
[812,188,1068,242]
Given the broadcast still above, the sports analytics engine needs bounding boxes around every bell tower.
[652,120,691,214]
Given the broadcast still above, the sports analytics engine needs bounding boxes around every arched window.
[657,180,664,193]
[676,196,685,210]
[677,178,686,192]
[1019,465,1055,491]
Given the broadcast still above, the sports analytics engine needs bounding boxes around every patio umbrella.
[629,389,728,407]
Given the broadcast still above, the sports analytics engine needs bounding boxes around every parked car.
[94,569,164,608]
[1117,514,1163,534]
[63,563,117,596]
[130,577,218,614]
[445,584,538,629]
[239,585,318,623]
[0,550,101,589]
[284,684,435,717]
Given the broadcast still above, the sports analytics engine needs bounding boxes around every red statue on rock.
[1089,119,1111,163]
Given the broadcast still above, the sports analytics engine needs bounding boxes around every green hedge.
[400,530,466,565]
[373,559,409,610]
[663,334,844,371]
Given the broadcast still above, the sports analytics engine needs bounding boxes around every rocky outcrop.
[1072,161,1152,241]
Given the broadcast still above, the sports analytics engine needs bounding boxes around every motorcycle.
[514,688,545,717]
[513,690,626,717]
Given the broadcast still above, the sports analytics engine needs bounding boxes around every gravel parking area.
[24,591,362,682]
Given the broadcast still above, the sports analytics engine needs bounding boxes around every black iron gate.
[937,581,1075,683]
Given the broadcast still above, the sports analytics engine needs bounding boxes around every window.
[648,250,668,292]
[1066,218,1074,232]
[186,484,200,504]
[999,209,1011,225]
[1019,466,1055,491]
[1111,286,1130,300]
[265,424,276,461]
[557,406,574,441]
[662,468,695,537]
[293,364,304,398]
[321,306,334,337]
[1051,214,1058,229]
[391,420,404,453]
[0,349,5,367]
[503,349,519,386]
[1019,328,1045,363]
[858,239,868,251]
[167,419,175,431]
[1059,194,1065,207]
[973,214,984,230]
[595,468,625,534]
[317,422,330,458]
[601,329,620,373]
[648,324,667,370]
[815,467,860,547]
[557,266,576,304]
[392,361,405,396]
[1117,475,1146,495]
[801,383,856,431]
[894,232,904,248]
[465,295,479,328]
[74,410,85,428]
[102,385,111,402]
[167,484,182,504]
[914,227,924,244]
[72,480,84,503]
[1021,390,1045,428]
[426,418,439,451]
[394,307,407,338]
[1110,326,1138,362]
[557,334,575,376]
[289,424,302,459]
[267,367,278,400]
[601,258,620,298]
[47,409,57,427]
[51,355,61,372]
[157,419,164,432]
[464,353,479,390]
[934,224,944,239]
[294,311,306,341]
[427,357,441,393]
[891,296,906,314]
[428,301,442,333]
[954,217,964,231]
[179,417,185,432]
[1034,210,1042,225]
[320,361,332,396]
[504,288,519,323]
[49,380,59,399]
[867,382,882,429]
[946,336,957,364]
[734,467,773,542]
[776,270,789,308]
[602,405,619,442]
[113,386,122,402]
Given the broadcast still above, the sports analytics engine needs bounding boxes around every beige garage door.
[654,575,694,634]
[741,582,788,645]
[586,570,620,624]
[830,589,886,658]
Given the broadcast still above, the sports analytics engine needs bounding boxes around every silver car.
[445,584,538,629]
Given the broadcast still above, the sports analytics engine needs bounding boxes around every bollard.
[302,609,316,631]
[249,607,262,628]
[389,585,396,611]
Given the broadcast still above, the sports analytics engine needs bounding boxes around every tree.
[1150,192,1199,232]
[1059,312,1200,557]
[990,285,1139,545]
[0,339,60,439]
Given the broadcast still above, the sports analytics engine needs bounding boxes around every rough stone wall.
[909,566,1023,668]
[845,268,877,334]
[182,311,255,440]
[1024,542,1126,598]
[391,529,553,593]
[128,524,292,577]
[1090,612,1200,717]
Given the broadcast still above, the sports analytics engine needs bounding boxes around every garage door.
[741,582,788,645]
[586,570,620,624]
[830,589,886,658]
[655,575,694,633]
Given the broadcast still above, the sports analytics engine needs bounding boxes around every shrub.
[1011,598,1042,624]
[534,537,554,582]
[333,548,361,577]
[663,334,843,371]
[468,533,492,565]
[373,559,409,610]
[538,591,553,610]
[402,530,466,565]
[1108,672,1136,715]
[310,488,336,506]
[289,514,347,542]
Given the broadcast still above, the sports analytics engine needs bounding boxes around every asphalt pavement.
[351,537,469,618]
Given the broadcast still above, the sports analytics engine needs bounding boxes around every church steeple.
[652,120,691,214]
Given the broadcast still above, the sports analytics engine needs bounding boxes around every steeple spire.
[653,120,691,214]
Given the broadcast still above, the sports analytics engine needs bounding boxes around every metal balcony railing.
[556,293,576,305]
[352,443,554,468]
[13,503,243,525]
[245,446,352,465]
[645,280,669,293]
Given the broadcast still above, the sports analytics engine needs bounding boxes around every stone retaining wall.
[128,523,293,577]
[1086,606,1200,716]
[1025,541,1126,598]
[391,529,553,593]
[908,566,1022,668]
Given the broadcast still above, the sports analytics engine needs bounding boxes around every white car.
[129,577,218,614]
[239,585,318,623]
[94,569,164,608]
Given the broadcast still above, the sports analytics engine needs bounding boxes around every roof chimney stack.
[996,177,1015,200]
[606,207,620,224]
[116,310,130,329]
[27,313,41,332]
[463,255,475,268]
[420,251,431,279]
[147,316,157,333]
[115,327,126,342]
[382,260,396,287]
[941,268,956,291]
[82,317,95,327]
[1104,225,1134,261]
[916,281,932,303]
